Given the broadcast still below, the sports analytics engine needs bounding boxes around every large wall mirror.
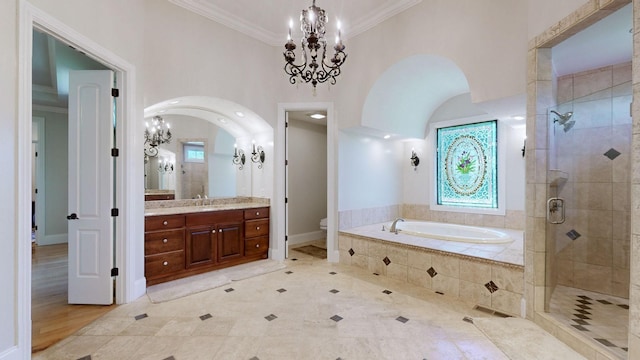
[144,96,273,201]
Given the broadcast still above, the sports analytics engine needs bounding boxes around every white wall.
[338,131,403,210]
[288,119,327,237]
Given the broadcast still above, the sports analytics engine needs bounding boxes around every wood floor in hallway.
[32,243,116,353]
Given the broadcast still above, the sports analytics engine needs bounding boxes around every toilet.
[320,217,327,230]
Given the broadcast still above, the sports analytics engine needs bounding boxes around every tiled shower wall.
[338,204,525,231]
[552,62,632,299]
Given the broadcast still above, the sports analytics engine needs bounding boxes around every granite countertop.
[145,202,268,216]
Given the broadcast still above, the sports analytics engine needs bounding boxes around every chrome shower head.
[550,110,575,132]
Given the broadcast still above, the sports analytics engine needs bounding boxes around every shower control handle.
[547,197,565,224]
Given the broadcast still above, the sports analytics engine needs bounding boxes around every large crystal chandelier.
[144,115,171,158]
[283,0,347,91]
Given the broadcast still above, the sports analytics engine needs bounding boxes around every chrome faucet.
[195,194,202,206]
[390,218,405,234]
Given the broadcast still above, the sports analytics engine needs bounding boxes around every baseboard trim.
[38,233,67,246]
[288,231,325,246]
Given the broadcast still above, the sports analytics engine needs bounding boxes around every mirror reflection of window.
[183,142,205,163]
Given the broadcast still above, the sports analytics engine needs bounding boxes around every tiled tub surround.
[338,204,525,231]
[339,222,524,316]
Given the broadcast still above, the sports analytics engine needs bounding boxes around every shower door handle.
[547,198,565,224]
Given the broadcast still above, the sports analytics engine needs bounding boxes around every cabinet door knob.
[256,226,260,230]
[212,230,216,234]
[219,229,223,233]
[162,238,168,243]
[163,261,168,266]
[163,221,168,226]
[256,244,260,248]
[256,212,260,216]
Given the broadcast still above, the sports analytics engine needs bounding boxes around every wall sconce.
[158,159,174,174]
[232,144,245,170]
[251,141,265,169]
[410,149,420,171]
[521,137,526,158]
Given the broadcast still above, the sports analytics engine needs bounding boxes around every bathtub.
[390,220,513,244]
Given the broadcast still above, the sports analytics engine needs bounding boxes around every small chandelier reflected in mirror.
[284,0,347,91]
[144,115,172,158]
[251,141,265,169]
[158,158,174,174]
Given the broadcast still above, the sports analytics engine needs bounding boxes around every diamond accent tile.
[265,314,278,321]
[77,356,92,360]
[484,281,499,293]
[435,291,444,295]
[383,256,391,266]
[330,315,343,322]
[576,304,591,310]
[396,316,409,323]
[597,299,612,305]
[285,271,293,274]
[572,319,589,325]
[291,258,298,261]
[277,288,287,293]
[427,267,438,278]
[382,290,392,295]
[573,314,590,320]
[134,313,148,320]
[329,289,340,294]
[576,299,591,305]
[604,148,621,160]
[163,357,176,360]
[224,288,235,293]
[199,313,212,321]
[618,304,629,309]
[571,325,589,331]
[566,229,581,241]
[250,357,260,360]
[577,295,592,300]
[595,338,617,347]
[348,248,355,256]
[329,272,337,275]
[575,309,591,315]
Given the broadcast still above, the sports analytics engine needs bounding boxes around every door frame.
[275,102,338,262]
[18,1,142,353]
[32,116,45,245]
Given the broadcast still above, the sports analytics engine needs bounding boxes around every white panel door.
[68,70,114,305]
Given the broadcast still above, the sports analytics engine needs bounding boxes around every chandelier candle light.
[284,0,347,91]
[144,115,172,157]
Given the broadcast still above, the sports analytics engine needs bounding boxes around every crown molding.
[169,0,282,46]
[169,0,422,46]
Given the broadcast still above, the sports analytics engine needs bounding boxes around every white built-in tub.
[390,220,513,244]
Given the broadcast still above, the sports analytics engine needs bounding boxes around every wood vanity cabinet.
[244,207,269,258]
[145,206,269,285]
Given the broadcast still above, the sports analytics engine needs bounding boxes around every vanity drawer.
[244,207,269,220]
[145,250,185,277]
[145,215,185,231]
[245,236,268,256]
[245,219,269,238]
[145,229,185,255]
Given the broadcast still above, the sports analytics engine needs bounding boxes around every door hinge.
[285,160,288,166]
[285,197,288,204]
[111,88,119,97]
[35,188,38,194]
[285,122,289,128]
[285,235,288,242]
[34,225,38,231]
[35,151,38,157]
[111,268,119,277]
[111,148,119,157]
[111,208,119,217]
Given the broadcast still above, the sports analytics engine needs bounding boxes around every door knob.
[66,213,79,220]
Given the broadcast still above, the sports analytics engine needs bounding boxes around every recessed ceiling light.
[383,134,391,139]
[218,118,227,123]
[235,111,245,118]
[512,115,525,120]
[158,109,166,113]
[310,113,326,119]
[168,100,180,105]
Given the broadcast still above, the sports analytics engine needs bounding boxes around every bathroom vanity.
[144,201,269,285]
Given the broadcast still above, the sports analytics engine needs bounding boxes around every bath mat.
[292,245,327,259]
[473,317,586,359]
[146,259,286,303]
